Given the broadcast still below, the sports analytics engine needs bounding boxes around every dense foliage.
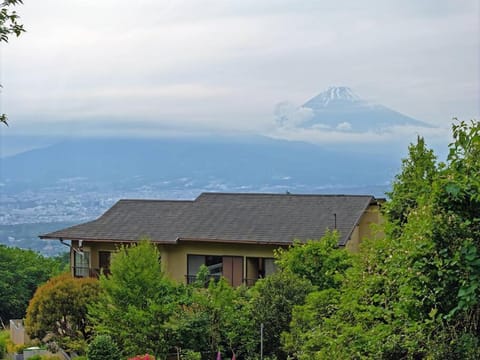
[282,120,480,359]
[166,278,255,359]
[88,240,180,358]
[25,274,100,353]
[86,334,121,360]
[84,237,346,359]
[275,231,351,288]
[249,271,313,360]
[21,120,479,359]
[0,329,9,358]
[0,245,67,323]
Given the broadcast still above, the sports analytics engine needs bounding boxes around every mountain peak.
[303,86,362,109]
[292,86,431,132]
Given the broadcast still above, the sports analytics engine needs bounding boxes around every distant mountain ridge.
[1,136,397,195]
[299,86,431,132]
[1,135,397,255]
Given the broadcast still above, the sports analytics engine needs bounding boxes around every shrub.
[25,274,100,343]
[0,330,9,358]
[86,334,121,360]
[181,350,200,360]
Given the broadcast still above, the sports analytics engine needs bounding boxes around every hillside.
[1,135,397,192]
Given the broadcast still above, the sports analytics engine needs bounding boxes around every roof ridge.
[40,192,380,246]
[118,199,194,203]
[197,192,375,198]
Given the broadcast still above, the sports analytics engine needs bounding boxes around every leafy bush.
[181,350,200,360]
[7,342,28,354]
[25,273,100,349]
[0,329,9,358]
[89,240,178,358]
[40,356,63,360]
[86,334,121,360]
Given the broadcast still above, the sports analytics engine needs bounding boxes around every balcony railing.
[72,267,107,278]
[185,274,261,287]
[185,274,222,285]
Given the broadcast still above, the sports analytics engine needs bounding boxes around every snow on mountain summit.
[303,86,363,108]
[275,86,432,133]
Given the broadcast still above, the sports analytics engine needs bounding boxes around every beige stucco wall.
[69,203,384,280]
[346,204,384,252]
[71,240,283,283]
[159,242,283,283]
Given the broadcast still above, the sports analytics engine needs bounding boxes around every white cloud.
[268,123,451,147]
[274,101,314,128]
[336,122,352,131]
[1,0,478,136]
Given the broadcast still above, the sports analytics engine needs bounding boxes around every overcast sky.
[1,0,479,145]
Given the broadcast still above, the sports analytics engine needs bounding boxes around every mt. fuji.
[276,86,432,133]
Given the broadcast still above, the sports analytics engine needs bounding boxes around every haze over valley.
[0,86,449,255]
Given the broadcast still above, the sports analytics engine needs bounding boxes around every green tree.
[249,271,313,360]
[86,334,121,360]
[1,0,25,126]
[427,120,480,356]
[0,245,66,322]
[89,240,179,359]
[384,135,437,229]
[167,279,256,359]
[275,231,352,288]
[285,120,480,359]
[25,274,100,353]
[277,232,353,359]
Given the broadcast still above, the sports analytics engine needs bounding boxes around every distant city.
[0,175,390,256]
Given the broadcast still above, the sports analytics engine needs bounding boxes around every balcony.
[185,274,260,287]
[185,273,222,285]
[72,266,110,278]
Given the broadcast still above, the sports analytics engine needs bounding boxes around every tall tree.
[166,279,256,359]
[284,120,480,359]
[384,135,437,229]
[89,240,180,359]
[249,271,313,360]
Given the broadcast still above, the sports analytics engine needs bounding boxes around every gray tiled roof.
[40,192,376,246]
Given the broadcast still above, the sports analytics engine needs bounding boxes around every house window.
[74,251,90,277]
[264,258,277,276]
[245,257,277,286]
[99,251,111,275]
[187,255,243,286]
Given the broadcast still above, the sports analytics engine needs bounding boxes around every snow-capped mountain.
[298,86,431,132]
[303,86,363,108]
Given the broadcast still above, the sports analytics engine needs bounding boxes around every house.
[40,192,383,286]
